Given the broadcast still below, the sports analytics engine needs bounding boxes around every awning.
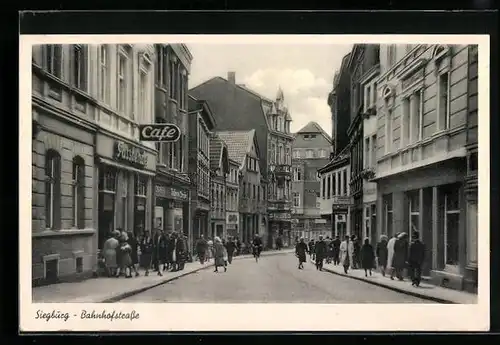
[98,157,156,176]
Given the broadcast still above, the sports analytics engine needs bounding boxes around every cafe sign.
[155,184,189,202]
[139,124,181,142]
[114,141,148,167]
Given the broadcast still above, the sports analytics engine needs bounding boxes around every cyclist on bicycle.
[252,234,263,259]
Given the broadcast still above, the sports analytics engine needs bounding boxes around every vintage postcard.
[20,34,490,332]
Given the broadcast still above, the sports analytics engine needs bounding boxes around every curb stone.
[310,259,456,304]
[102,250,293,303]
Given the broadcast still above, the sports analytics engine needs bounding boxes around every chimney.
[228,71,236,84]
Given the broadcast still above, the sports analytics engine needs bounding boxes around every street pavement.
[122,253,435,303]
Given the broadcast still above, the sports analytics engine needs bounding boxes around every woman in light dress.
[102,230,121,277]
[213,237,227,273]
[386,233,399,278]
[339,235,354,274]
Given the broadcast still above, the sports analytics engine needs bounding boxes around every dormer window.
[432,44,450,62]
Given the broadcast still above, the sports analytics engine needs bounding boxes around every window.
[242,182,246,197]
[444,185,460,268]
[285,147,291,164]
[364,206,371,240]
[72,157,85,229]
[371,135,377,169]
[293,167,302,181]
[322,176,326,199]
[117,51,127,113]
[336,171,340,196]
[408,190,420,234]
[364,137,370,168]
[139,71,148,121]
[99,166,117,192]
[383,194,393,236]
[387,45,396,67]
[99,45,109,102]
[179,135,184,172]
[468,151,478,174]
[46,45,62,78]
[293,150,299,159]
[135,175,147,197]
[319,149,326,158]
[122,172,129,230]
[253,185,256,199]
[180,71,186,109]
[364,84,371,112]
[410,91,423,143]
[326,174,331,199]
[73,45,87,90]
[157,46,165,86]
[45,150,61,229]
[293,193,300,207]
[401,97,410,147]
[306,149,313,159]
[169,59,176,99]
[438,72,450,131]
[342,169,348,195]
[467,201,478,265]
[385,109,393,153]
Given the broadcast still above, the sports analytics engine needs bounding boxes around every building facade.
[31,44,158,285]
[209,134,230,239]
[360,56,381,245]
[464,44,479,293]
[188,96,216,246]
[226,159,241,238]
[218,130,265,245]
[372,44,476,292]
[153,44,193,249]
[347,44,380,241]
[291,122,332,241]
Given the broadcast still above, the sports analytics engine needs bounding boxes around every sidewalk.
[311,259,477,304]
[33,249,294,303]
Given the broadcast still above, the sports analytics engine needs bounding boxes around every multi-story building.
[31,44,158,285]
[189,72,294,248]
[209,134,230,238]
[328,52,352,157]
[346,44,380,241]
[225,158,241,238]
[187,95,216,246]
[263,88,295,246]
[372,44,476,292]
[291,122,332,241]
[360,50,381,245]
[318,50,354,242]
[318,147,351,239]
[218,130,265,245]
[153,44,193,248]
[464,45,479,293]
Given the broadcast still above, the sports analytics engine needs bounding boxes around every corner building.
[372,44,478,292]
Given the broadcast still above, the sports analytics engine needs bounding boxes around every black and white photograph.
[20,34,489,332]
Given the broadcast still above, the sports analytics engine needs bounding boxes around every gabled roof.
[317,145,350,174]
[188,94,217,129]
[216,129,256,168]
[209,135,226,171]
[297,121,332,142]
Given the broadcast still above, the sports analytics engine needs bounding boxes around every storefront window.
[383,194,393,236]
[98,166,117,248]
[467,201,478,265]
[408,190,420,234]
[72,156,85,229]
[444,185,460,268]
[364,206,370,240]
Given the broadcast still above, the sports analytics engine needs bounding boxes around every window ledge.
[33,228,96,238]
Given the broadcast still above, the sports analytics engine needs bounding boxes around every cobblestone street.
[122,253,435,303]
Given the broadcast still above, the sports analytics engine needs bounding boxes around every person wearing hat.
[314,235,328,271]
[340,235,354,274]
[295,237,308,269]
[386,232,399,278]
[360,237,375,277]
[391,232,409,281]
[102,230,120,277]
[408,231,425,287]
[376,235,389,276]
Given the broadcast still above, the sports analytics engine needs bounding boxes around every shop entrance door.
[98,193,115,249]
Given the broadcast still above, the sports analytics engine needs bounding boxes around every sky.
[187,43,353,134]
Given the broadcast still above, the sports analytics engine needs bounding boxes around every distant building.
[187,96,216,245]
[209,134,230,239]
[189,73,294,247]
[291,122,332,241]
[225,158,241,238]
[217,130,266,246]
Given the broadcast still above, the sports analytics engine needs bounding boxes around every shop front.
[154,183,190,237]
[226,211,239,238]
[96,133,157,249]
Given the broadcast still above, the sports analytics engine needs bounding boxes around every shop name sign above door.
[139,124,181,142]
[155,184,189,202]
[114,141,148,167]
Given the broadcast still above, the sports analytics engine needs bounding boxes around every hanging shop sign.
[114,141,148,167]
[155,184,189,202]
[139,124,181,142]
[226,212,239,226]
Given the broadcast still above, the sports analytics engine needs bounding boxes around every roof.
[297,121,332,142]
[317,145,350,174]
[216,130,256,167]
[189,76,270,175]
[188,95,217,129]
[209,135,225,171]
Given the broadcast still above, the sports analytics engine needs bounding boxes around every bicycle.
[252,245,261,262]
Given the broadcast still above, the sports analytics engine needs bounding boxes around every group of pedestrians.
[100,228,188,279]
[294,231,426,288]
[194,235,243,273]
